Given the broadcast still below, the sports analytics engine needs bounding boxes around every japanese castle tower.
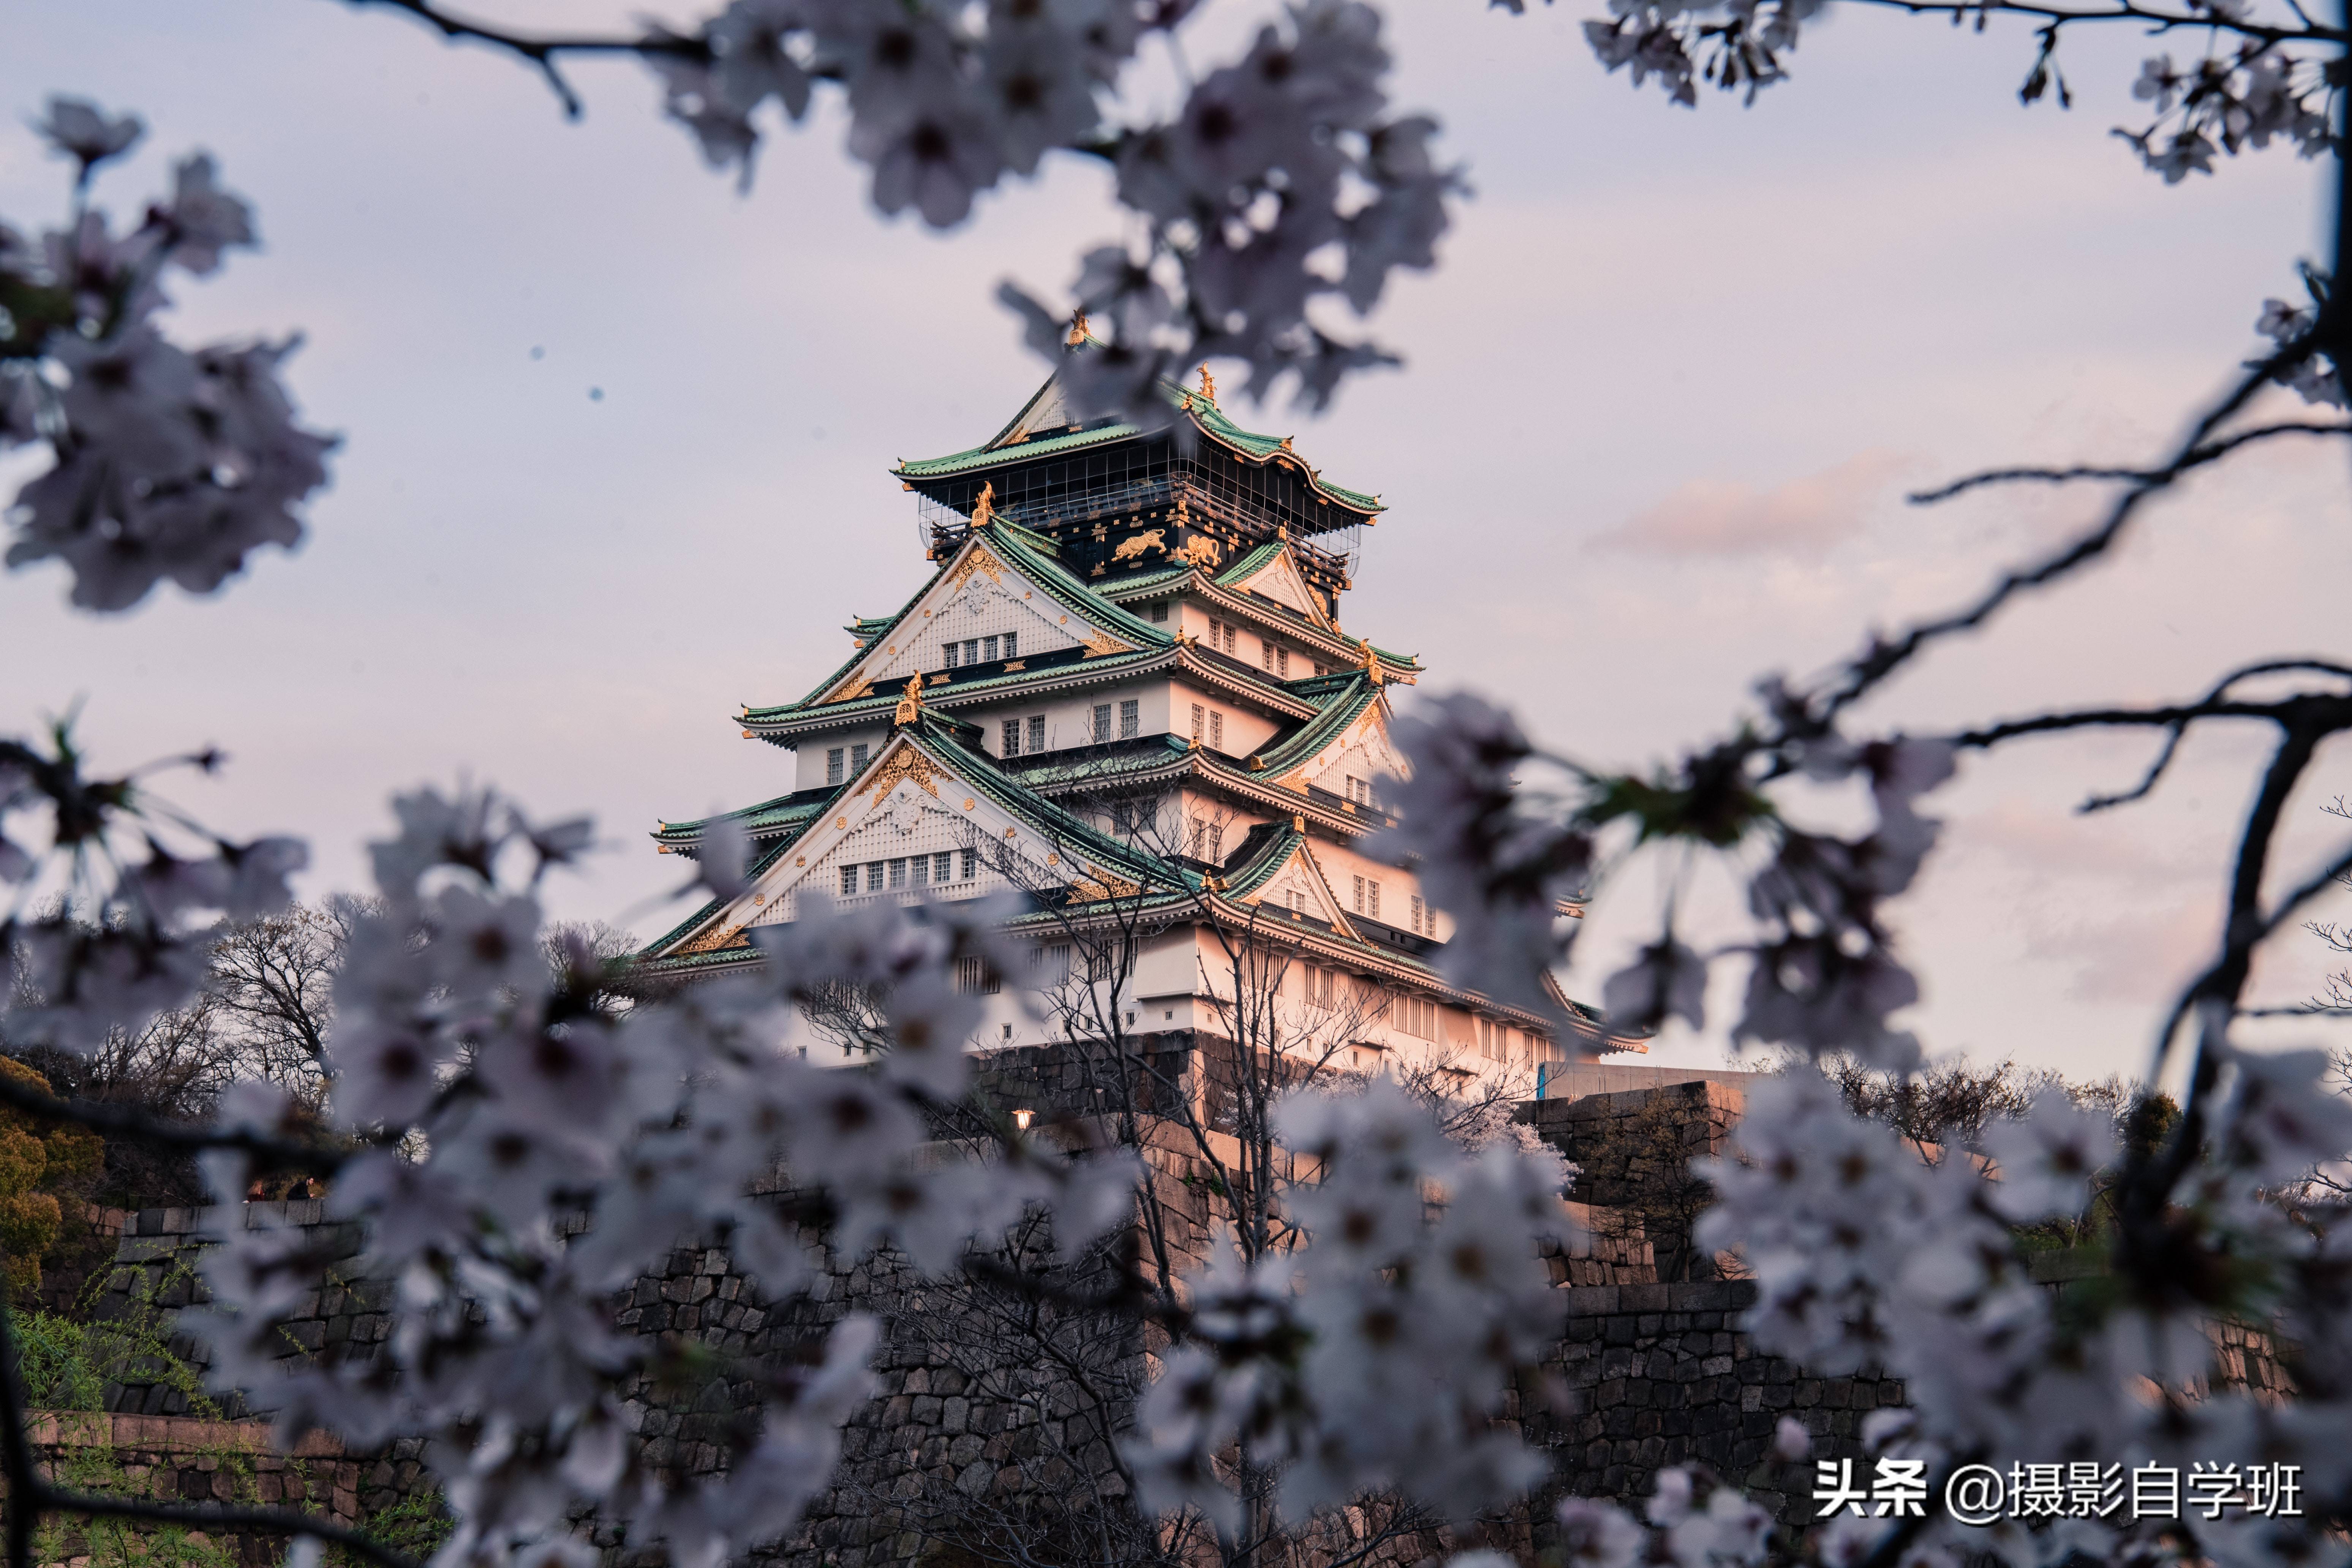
[637,332,1623,1075]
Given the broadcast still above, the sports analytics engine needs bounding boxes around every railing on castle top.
[915,482,1360,585]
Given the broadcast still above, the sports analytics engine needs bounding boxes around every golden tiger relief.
[1110,529,1166,564]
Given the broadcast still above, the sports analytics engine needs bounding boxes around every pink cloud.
[1593,449,1919,559]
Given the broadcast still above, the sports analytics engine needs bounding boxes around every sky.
[4,0,2346,1085]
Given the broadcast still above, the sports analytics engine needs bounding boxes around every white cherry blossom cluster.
[1,723,308,1056]
[1383,684,1953,1075]
[639,0,1458,417]
[1381,689,2352,1568]
[1126,1079,1578,1531]
[2119,43,2334,185]
[2252,273,2344,408]
[175,782,1174,1568]
[2,99,335,612]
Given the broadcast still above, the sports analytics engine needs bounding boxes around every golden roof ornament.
[969,480,996,530]
[1067,310,1089,346]
[894,671,929,727]
[1357,637,1385,686]
[1198,366,1216,402]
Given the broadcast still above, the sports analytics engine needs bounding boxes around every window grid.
[1119,699,1139,739]
[827,747,845,786]
[1026,714,1045,752]
[1092,703,1112,743]
[837,851,972,896]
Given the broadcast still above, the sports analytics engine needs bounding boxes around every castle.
[634,327,1633,1073]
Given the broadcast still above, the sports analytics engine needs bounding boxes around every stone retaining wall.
[22,1410,430,1568]
[1527,1280,1894,1532]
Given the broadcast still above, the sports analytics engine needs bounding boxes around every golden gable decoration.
[943,545,1005,596]
[1080,628,1130,658]
[679,923,749,955]
[856,746,944,800]
[1070,865,1143,902]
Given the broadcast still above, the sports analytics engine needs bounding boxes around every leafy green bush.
[15,1309,105,1411]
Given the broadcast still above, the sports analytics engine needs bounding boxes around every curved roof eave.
[891,362,1384,520]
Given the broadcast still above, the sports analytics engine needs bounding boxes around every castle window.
[1209,711,1223,749]
[1353,876,1382,919]
[1224,625,1238,655]
[1410,895,1425,935]
[955,956,1001,996]
[840,865,858,896]
[851,743,869,772]
[1092,703,1113,743]
[1150,601,1168,623]
[1111,801,1133,835]
[934,852,954,882]
[1003,631,1018,658]
[1119,699,1138,739]
[1346,775,1369,806]
[888,858,907,889]
[1190,703,1204,741]
[1277,648,1290,678]
[983,635,1000,661]
[1261,639,1275,671]
[1026,714,1046,752]
[866,863,885,893]
[943,643,959,669]
[961,849,977,880]
[1002,719,1022,757]
[912,854,930,887]
[827,747,845,786]
[963,639,979,664]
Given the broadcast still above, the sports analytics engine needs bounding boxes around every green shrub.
[15,1308,106,1411]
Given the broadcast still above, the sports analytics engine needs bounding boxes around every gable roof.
[640,714,1193,967]
[1216,538,1336,631]
[745,521,1175,726]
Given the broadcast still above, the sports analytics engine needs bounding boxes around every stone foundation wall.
[22,1410,429,1568]
[1525,1280,1895,1533]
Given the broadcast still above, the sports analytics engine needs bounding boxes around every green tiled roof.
[654,788,835,850]
[1214,541,1285,587]
[1246,673,1383,775]
[892,359,1383,518]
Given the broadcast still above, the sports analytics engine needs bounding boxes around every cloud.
[1592,449,1918,559]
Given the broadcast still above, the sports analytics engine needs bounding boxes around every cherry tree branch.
[335,0,710,117]
[1814,334,2317,723]
[1908,419,2352,504]
[1844,0,2345,46]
